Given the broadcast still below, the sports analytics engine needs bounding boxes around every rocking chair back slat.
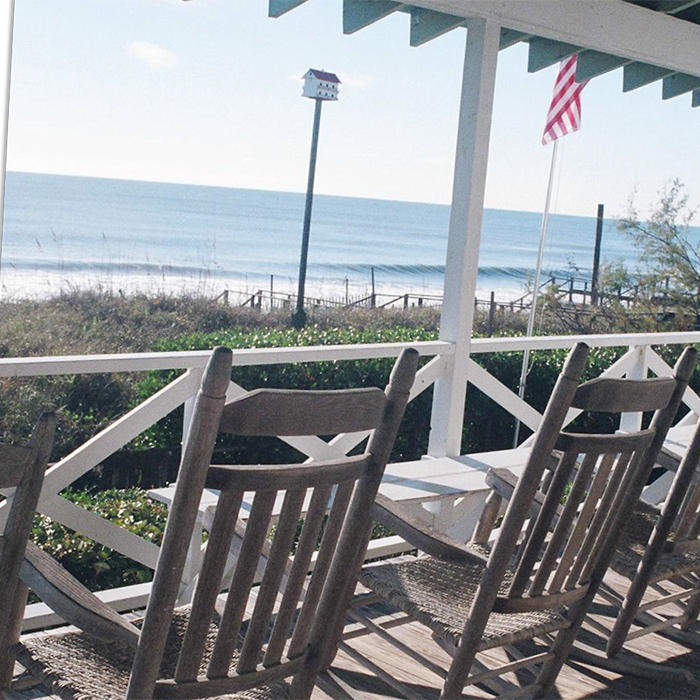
[509,449,580,596]
[505,430,656,609]
[208,489,277,678]
[286,479,356,660]
[530,452,599,597]
[672,466,700,543]
[263,483,334,667]
[237,488,307,673]
[174,488,244,683]
[549,451,612,593]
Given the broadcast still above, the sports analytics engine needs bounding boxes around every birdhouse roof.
[304,69,341,84]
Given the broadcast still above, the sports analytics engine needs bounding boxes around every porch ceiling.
[269,0,700,107]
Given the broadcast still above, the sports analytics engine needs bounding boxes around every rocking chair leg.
[535,597,591,698]
[680,585,700,630]
[0,581,29,689]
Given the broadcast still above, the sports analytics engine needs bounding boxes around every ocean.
[1,171,636,304]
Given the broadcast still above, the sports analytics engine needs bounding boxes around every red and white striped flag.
[542,55,587,146]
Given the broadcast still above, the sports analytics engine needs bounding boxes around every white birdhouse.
[302,69,340,101]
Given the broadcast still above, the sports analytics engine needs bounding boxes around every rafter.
[575,51,629,81]
[527,37,580,73]
[343,0,406,34]
[623,62,675,91]
[499,28,532,50]
[268,0,310,19]
[409,7,466,46]
[663,73,700,99]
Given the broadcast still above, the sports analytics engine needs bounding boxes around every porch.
[0,333,700,676]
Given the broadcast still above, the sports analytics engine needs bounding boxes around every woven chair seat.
[359,555,570,652]
[613,501,700,584]
[13,607,290,700]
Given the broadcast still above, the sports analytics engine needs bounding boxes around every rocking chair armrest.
[486,466,519,500]
[372,493,489,565]
[487,467,547,509]
[22,541,140,647]
[657,445,682,472]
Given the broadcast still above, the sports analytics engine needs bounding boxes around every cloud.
[127,41,178,69]
[342,73,372,90]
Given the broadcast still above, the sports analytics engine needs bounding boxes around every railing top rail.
[0,340,453,378]
[471,331,700,353]
[1,331,699,379]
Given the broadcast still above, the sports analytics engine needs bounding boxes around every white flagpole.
[0,1,15,292]
[513,137,559,446]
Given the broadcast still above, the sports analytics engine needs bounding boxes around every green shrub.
[133,325,437,469]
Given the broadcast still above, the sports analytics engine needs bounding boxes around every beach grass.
[0,287,448,357]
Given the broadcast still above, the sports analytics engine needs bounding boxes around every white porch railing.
[1,331,700,628]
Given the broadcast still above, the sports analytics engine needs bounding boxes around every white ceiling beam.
[404,0,700,77]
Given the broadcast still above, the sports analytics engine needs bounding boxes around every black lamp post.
[291,69,340,329]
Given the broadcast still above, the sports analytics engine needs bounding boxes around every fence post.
[488,291,495,337]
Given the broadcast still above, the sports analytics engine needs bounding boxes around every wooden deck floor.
[323,601,700,699]
[6,573,700,700]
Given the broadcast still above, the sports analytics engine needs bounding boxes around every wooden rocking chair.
[6,346,419,699]
[472,347,700,675]
[0,412,56,687]
[604,409,700,657]
[351,342,695,698]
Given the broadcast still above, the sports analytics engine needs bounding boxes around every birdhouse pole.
[292,69,340,329]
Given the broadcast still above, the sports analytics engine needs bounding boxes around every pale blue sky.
[3,0,699,218]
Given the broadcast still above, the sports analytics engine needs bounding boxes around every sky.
[1,0,699,219]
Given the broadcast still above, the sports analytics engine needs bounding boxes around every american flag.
[542,55,587,145]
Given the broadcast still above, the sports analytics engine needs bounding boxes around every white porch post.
[619,344,648,433]
[428,18,500,458]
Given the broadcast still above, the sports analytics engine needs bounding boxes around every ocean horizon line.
[4,169,592,221]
